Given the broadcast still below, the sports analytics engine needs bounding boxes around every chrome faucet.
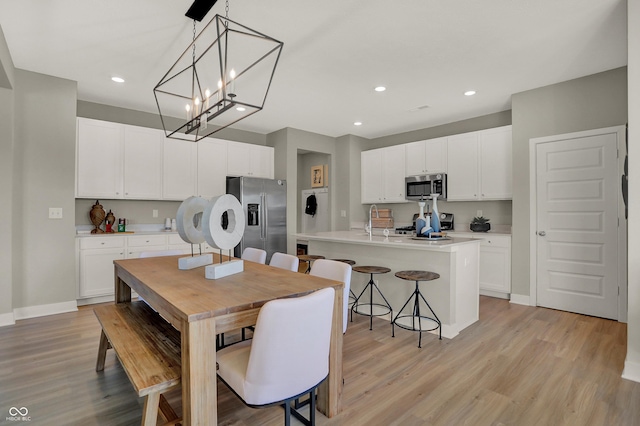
[368,204,379,238]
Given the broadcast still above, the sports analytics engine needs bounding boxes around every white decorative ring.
[202,194,246,251]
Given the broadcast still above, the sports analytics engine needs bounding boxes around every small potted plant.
[470,216,491,232]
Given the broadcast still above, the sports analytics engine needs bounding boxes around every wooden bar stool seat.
[392,270,442,348]
[351,266,393,331]
[297,254,325,273]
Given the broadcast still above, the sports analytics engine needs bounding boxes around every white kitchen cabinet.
[123,125,163,199]
[125,235,168,258]
[361,145,407,204]
[77,236,125,298]
[76,118,124,198]
[479,126,512,199]
[405,136,448,176]
[227,141,274,179]
[446,126,512,201]
[197,138,228,198]
[446,132,480,200]
[162,138,197,200]
[448,232,511,297]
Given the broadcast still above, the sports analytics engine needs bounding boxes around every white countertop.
[296,230,481,252]
[76,224,179,237]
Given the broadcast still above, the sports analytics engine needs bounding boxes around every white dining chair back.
[269,252,300,272]
[310,259,352,334]
[241,247,267,264]
[216,287,335,425]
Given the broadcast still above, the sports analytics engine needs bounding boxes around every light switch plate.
[49,207,63,219]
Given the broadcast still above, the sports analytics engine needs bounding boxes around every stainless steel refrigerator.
[226,176,287,263]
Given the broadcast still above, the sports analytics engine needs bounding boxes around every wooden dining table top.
[114,254,344,324]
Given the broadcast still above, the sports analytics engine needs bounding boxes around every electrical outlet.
[153,209,158,218]
[476,210,483,217]
[340,210,347,218]
[49,207,63,219]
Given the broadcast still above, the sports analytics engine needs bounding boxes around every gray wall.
[511,67,628,297]
[13,70,78,309]
[78,101,267,145]
[368,110,512,149]
[0,25,14,318]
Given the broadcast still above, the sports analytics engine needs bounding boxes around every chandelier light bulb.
[185,104,191,121]
[205,89,211,109]
[229,69,236,97]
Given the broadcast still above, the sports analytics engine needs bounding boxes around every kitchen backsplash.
[362,199,512,229]
[75,199,182,226]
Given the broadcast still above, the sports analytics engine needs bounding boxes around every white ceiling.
[0,0,628,139]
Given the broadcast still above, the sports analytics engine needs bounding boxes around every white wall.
[623,0,640,382]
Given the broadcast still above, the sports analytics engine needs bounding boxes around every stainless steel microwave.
[405,174,447,201]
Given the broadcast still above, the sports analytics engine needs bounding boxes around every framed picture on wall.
[311,165,324,188]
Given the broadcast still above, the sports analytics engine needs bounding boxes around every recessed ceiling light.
[374,86,386,92]
[354,122,362,126]
[236,106,246,112]
[111,76,125,83]
[464,90,476,96]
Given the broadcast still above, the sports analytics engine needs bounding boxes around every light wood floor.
[1,296,639,425]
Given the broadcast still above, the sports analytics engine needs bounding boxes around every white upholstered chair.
[241,247,267,264]
[216,287,335,426]
[269,252,300,272]
[309,259,352,334]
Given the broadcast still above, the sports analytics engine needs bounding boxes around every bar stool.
[351,266,393,330]
[332,259,357,305]
[392,270,442,348]
[298,254,325,274]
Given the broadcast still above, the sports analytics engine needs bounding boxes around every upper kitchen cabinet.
[447,125,512,201]
[361,145,407,204]
[76,118,124,198]
[478,126,512,199]
[197,138,228,199]
[227,141,274,179]
[162,138,197,200]
[405,136,447,176]
[122,125,163,199]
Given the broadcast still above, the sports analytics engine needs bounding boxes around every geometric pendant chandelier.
[154,4,284,141]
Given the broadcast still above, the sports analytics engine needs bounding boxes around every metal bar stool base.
[392,273,442,348]
[351,266,393,331]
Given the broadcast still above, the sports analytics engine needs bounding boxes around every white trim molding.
[622,360,640,383]
[0,312,15,327]
[13,300,78,321]
[509,294,531,306]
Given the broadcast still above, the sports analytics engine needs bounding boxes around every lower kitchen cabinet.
[448,232,511,298]
[77,233,216,304]
[77,236,126,299]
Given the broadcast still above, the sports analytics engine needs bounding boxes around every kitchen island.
[296,231,481,339]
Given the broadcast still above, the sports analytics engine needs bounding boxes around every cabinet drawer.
[79,236,125,250]
[478,236,510,248]
[127,235,168,247]
[167,234,188,245]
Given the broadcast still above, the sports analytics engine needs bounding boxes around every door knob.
[538,231,546,236]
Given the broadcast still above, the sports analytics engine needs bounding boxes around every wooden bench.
[94,301,182,426]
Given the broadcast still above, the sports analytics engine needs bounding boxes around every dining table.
[113,253,344,425]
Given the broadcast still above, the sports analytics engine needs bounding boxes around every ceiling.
[0,0,628,139]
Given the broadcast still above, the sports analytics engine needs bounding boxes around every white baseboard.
[0,312,15,327]
[622,360,640,383]
[509,294,531,306]
[13,300,78,321]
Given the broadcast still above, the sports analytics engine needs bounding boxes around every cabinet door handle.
[538,231,546,236]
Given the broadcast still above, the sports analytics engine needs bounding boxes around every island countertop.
[295,230,481,252]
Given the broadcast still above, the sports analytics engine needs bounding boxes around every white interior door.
[535,132,619,320]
